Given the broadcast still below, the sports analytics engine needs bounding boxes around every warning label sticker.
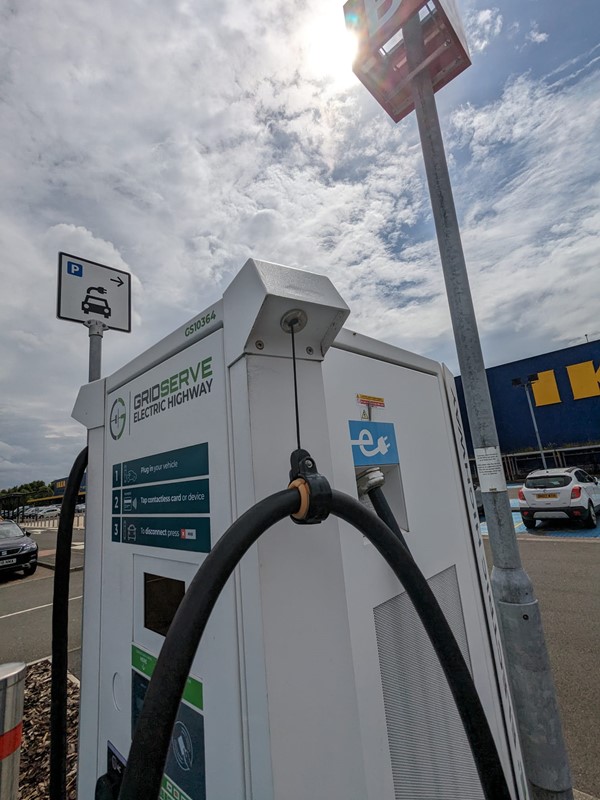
[356,394,385,408]
[474,446,507,493]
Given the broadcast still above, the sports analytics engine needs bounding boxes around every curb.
[26,655,80,685]
[38,561,84,572]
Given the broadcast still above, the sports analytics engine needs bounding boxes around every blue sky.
[1,0,599,486]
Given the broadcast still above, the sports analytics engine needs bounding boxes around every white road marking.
[0,595,83,620]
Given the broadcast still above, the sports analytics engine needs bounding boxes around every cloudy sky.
[1,0,599,488]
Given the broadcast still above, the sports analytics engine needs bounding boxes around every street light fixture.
[343,0,470,123]
[512,375,548,470]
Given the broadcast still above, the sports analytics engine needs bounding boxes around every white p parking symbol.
[67,261,83,277]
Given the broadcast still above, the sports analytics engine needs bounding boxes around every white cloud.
[448,67,600,365]
[0,0,598,485]
[526,22,549,45]
[0,441,27,461]
[464,8,503,52]
[0,0,428,485]
[546,42,600,80]
[507,21,520,40]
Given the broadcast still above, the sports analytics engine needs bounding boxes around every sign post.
[345,4,573,798]
[57,252,132,381]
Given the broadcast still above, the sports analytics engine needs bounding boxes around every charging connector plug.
[355,467,385,497]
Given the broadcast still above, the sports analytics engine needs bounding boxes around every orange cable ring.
[288,478,310,520]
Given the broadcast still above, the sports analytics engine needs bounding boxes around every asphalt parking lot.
[0,525,84,674]
[484,534,600,798]
[0,522,598,797]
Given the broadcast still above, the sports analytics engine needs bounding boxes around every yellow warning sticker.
[356,394,385,408]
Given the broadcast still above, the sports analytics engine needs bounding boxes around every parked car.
[26,506,48,519]
[518,467,600,530]
[0,518,38,576]
[37,505,61,518]
[25,507,42,518]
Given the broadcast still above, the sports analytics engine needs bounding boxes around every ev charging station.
[72,258,528,800]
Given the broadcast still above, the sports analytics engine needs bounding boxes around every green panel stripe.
[132,644,203,711]
[161,774,193,800]
[131,644,156,677]
[183,676,203,710]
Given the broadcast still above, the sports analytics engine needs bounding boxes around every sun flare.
[302,8,359,89]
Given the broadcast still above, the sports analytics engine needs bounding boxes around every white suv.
[518,467,600,530]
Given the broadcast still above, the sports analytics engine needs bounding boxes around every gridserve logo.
[109,397,127,440]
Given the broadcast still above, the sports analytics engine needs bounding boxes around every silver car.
[37,505,61,518]
[518,467,600,530]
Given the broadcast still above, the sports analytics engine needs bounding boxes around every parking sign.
[57,252,131,333]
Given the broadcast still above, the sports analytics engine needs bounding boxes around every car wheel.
[585,503,597,529]
[522,518,537,530]
[23,563,37,576]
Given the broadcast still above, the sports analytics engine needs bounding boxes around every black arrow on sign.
[110,276,124,287]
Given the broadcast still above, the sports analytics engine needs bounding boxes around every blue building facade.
[52,471,87,497]
[456,340,600,459]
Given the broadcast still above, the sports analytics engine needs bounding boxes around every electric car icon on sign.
[81,286,112,319]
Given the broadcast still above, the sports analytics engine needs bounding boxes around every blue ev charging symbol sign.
[348,420,399,467]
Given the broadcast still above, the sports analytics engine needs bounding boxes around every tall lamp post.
[344,2,572,798]
[512,375,548,470]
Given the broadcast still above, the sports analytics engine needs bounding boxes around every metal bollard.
[0,663,26,800]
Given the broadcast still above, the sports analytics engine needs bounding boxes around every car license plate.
[537,493,558,499]
[0,557,17,566]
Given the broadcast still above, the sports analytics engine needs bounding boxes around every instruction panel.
[105,338,224,554]
[111,444,211,553]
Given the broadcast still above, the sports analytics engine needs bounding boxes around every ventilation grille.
[373,565,484,799]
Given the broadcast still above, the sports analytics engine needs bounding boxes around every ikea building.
[456,339,600,480]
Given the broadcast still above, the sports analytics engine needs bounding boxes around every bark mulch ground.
[18,659,79,800]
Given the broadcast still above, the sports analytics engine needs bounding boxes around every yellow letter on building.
[567,361,600,400]
[531,370,561,406]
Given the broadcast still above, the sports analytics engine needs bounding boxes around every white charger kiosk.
[73,258,528,800]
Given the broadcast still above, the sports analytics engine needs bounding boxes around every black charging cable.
[366,484,409,549]
[50,446,88,800]
[115,489,299,799]
[113,456,511,800]
[330,490,510,799]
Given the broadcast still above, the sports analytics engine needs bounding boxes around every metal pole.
[0,663,26,800]
[524,384,548,470]
[85,320,107,382]
[402,13,572,800]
